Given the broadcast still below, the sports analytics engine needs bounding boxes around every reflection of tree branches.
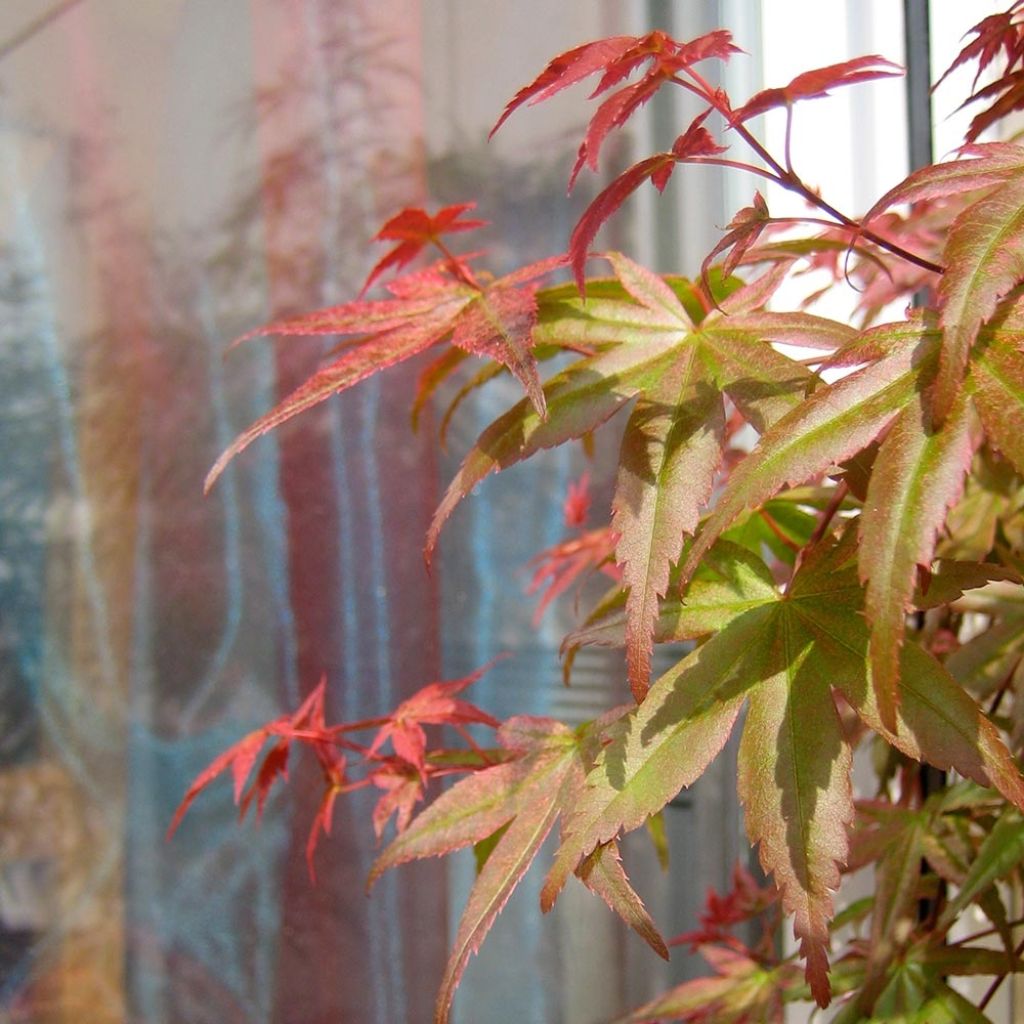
[0,0,85,65]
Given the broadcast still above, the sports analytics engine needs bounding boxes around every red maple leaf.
[935,2,1024,93]
[367,663,502,777]
[370,761,425,838]
[527,527,620,625]
[562,472,592,528]
[362,203,487,294]
[491,29,738,188]
[734,55,902,122]
[167,677,343,838]
[206,252,567,490]
[567,110,726,289]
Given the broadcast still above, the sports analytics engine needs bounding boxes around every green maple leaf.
[430,252,851,700]
[369,713,666,1024]
[540,528,1024,1007]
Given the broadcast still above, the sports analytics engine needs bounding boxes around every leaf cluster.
[174,7,1024,1022]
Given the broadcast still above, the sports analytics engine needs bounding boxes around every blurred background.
[0,2,1001,1022]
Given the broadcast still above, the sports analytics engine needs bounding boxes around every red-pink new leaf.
[368,665,501,776]
[527,528,619,626]
[369,717,575,888]
[207,258,564,489]
[166,727,269,838]
[568,111,725,290]
[862,143,1024,226]
[734,55,902,122]
[935,3,1024,141]
[306,784,342,882]
[490,36,638,137]
[701,192,771,289]
[936,3,1024,92]
[371,764,424,839]
[362,203,487,294]
[491,28,738,141]
[450,278,547,416]
[568,154,676,292]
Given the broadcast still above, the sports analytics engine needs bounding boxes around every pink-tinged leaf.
[862,143,1024,225]
[614,951,789,1024]
[239,739,290,819]
[797,591,1024,814]
[434,749,576,1024]
[935,4,1024,93]
[427,330,684,562]
[671,108,729,161]
[714,310,857,352]
[490,37,638,137]
[368,666,501,776]
[369,717,574,886]
[604,251,694,325]
[972,310,1024,476]
[859,390,974,729]
[306,784,342,882]
[702,192,772,288]
[230,273,469,346]
[681,322,936,584]
[541,605,776,911]
[613,347,726,699]
[206,305,469,491]
[737,662,853,1007]
[363,203,487,294]
[589,29,739,98]
[568,113,725,290]
[697,323,814,432]
[936,174,1024,422]
[451,281,547,416]
[961,69,1024,144]
[527,527,619,625]
[371,765,424,839]
[570,76,668,188]
[577,841,669,959]
[490,29,738,139]
[166,727,269,838]
[563,472,592,528]
[734,55,903,122]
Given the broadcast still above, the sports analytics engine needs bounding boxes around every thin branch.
[668,69,944,276]
[978,931,1024,1011]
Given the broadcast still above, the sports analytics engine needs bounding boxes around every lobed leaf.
[434,749,576,1024]
[682,322,935,583]
[369,718,573,887]
[862,143,1024,225]
[936,174,1024,422]
[576,840,669,958]
[972,311,1024,476]
[859,390,974,728]
[937,807,1024,935]
[541,604,777,911]
[734,55,902,123]
[737,633,853,1007]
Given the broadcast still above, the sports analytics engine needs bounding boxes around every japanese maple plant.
[173,6,1024,1021]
